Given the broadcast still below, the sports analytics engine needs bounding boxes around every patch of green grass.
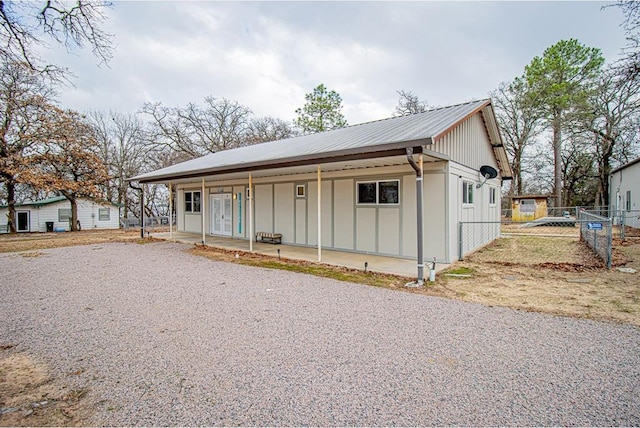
[444,266,475,275]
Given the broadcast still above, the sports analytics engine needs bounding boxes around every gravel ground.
[2,241,640,426]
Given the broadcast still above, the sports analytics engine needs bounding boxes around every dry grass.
[0,349,90,426]
[436,236,640,326]
[0,229,145,253]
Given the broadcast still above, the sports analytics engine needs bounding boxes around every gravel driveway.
[2,242,639,426]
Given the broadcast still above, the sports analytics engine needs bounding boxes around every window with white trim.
[58,208,71,222]
[627,190,632,211]
[489,187,497,206]
[296,185,306,198]
[98,208,110,221]
[463,181,474,205]
[185,191,201,213]
[357,180,399,205]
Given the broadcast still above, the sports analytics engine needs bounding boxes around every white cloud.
[37,1,627,126]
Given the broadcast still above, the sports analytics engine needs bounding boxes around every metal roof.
[133,99,510,183]
[610,156,640,175]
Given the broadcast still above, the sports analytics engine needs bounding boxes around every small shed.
[0,196,121,233]
[510,195,549,221]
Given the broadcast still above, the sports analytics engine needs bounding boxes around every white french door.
[210,194,232,236]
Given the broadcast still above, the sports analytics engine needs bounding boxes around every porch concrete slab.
[150,231,449,278]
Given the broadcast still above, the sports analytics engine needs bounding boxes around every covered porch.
[150,231,450,278]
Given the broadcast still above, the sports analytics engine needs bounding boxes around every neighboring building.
[610,157,640,229]
[510,195,549,221]
[132,99,512,265]
[0,196,120,233]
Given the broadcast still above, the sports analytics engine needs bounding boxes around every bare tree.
[491,77,542,196]
[182,97,252,152]
[90,110,149,218]
[1,1,113,79]
[610,1,640,81]
[394,90,429,116]
[582,68,640,206]
[142,97,286,161]
[247,116,295,144]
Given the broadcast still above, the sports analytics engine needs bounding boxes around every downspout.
[406,147,424,286]
[129,182,144,239]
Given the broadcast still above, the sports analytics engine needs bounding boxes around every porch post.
[168,182,173,239]
[249,172,253,252]
[317,165,322,262]
[201,177,205,245]
[417,154,424,282]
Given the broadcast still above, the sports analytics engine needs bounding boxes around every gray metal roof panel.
[133,99,490,182]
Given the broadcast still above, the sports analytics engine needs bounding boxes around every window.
[489,187,497,206]
[185,191,201,213]
[58,208,71,222]
[627,190,632,211]
[296,185,306,198]
[520,199,535,213]
[357,180,399,205]
[378,181,399,204]
[98,208,110,221]
[462,181,474,205]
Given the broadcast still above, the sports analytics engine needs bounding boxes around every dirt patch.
[435,236,640,326]
[0,349,90,426]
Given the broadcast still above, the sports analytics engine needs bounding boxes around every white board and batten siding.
[173,109,505,263]
[610,159,640,229]
[0,198,120,232]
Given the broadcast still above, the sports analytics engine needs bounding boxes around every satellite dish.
[480,165,498,179]
[476,165,498,188]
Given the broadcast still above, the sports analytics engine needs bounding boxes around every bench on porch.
[255,232,282,244]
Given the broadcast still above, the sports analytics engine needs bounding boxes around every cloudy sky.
[41,1,628,125]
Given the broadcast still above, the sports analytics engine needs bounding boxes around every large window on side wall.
[185,191,201,213]
[357,180,399,205]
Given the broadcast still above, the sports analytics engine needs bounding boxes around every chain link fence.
[460,213,613,269]
[578,211,612,269]
[121,216,173,234]
[612,210,640,239]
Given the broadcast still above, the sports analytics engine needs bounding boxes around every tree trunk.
[553,112,563,208]
[70,198,79,231]
[6,180,16,234]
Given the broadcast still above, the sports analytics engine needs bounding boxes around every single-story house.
[610,156,640,229]
[0,196,121,233]
[510,195,549,221]
[132,99,512,280]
